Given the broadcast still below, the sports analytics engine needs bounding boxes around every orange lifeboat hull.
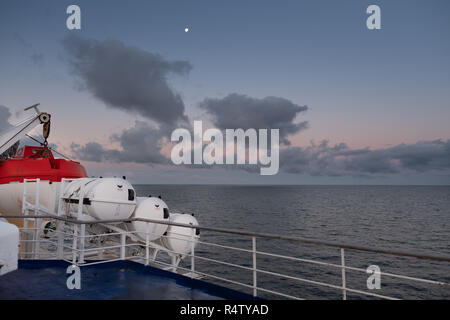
[0,146,87,226]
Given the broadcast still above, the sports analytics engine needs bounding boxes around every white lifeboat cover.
[63,177,136,220]
[0,220,19,275]
[128,196,170,241]
[161,213,199,255]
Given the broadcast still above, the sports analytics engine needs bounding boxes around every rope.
[25,134,73,161]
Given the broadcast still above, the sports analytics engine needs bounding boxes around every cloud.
[0,105,12,133]
[62,34,191,126]
[71,117,450,177]
[381,140,450,172]
[199,93,308,145]
[279,139,450,176]
[71,121,168,164]
[61,36,448,178]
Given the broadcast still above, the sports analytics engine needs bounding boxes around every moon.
[185,27,189,33]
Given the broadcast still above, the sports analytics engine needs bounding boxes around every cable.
[25,134,73,161]
[0,115,39,151]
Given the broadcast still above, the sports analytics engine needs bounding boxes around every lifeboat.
[0,104,199,256]
[0,105,137,226]
[0,146,87,225]
[0,104,88,226]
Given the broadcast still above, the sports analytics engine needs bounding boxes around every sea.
[134,185,450,300]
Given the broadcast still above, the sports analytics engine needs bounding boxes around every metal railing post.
[22,179,28,229]
[56,179,66,259]
[72,224,78,264]
[75,182,84,264]
[190,228,195,278]
[33,179,41,259]
[56,220,64,259]
[145,222,150,265]
[252,236,257,297]
[21,179,30,259]
[79,223,85,263]
[120,232,126,260]
[341,248,347,300]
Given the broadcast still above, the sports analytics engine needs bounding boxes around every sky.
[0,0,449,184]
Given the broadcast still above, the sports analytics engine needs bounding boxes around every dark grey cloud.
[199,93,308,145]
[71,142,118,162]
[382,140,450,172]
[62,34,191,126]
[71,121,168,165]
[60,36,448,178]
[0,105,12,132]
[279,139,450,177]
[72,120,450,177]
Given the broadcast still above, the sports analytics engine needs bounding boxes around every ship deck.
[0,260,255,300]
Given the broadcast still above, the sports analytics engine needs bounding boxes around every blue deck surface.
[0,260,255,300]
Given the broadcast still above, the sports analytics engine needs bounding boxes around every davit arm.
[0,103,51,156]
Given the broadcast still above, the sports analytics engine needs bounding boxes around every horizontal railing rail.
[7,214,450,263]
[5,213,450,300]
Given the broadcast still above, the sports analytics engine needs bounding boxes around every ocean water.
[134,185,450,299]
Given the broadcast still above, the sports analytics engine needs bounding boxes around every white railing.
[9,213,450,300]
[8,178,450,300]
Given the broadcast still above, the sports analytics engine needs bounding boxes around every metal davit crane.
[0,104,51,157]
[0,104,87,224]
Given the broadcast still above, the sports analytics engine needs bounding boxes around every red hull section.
[0,146,87,185]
